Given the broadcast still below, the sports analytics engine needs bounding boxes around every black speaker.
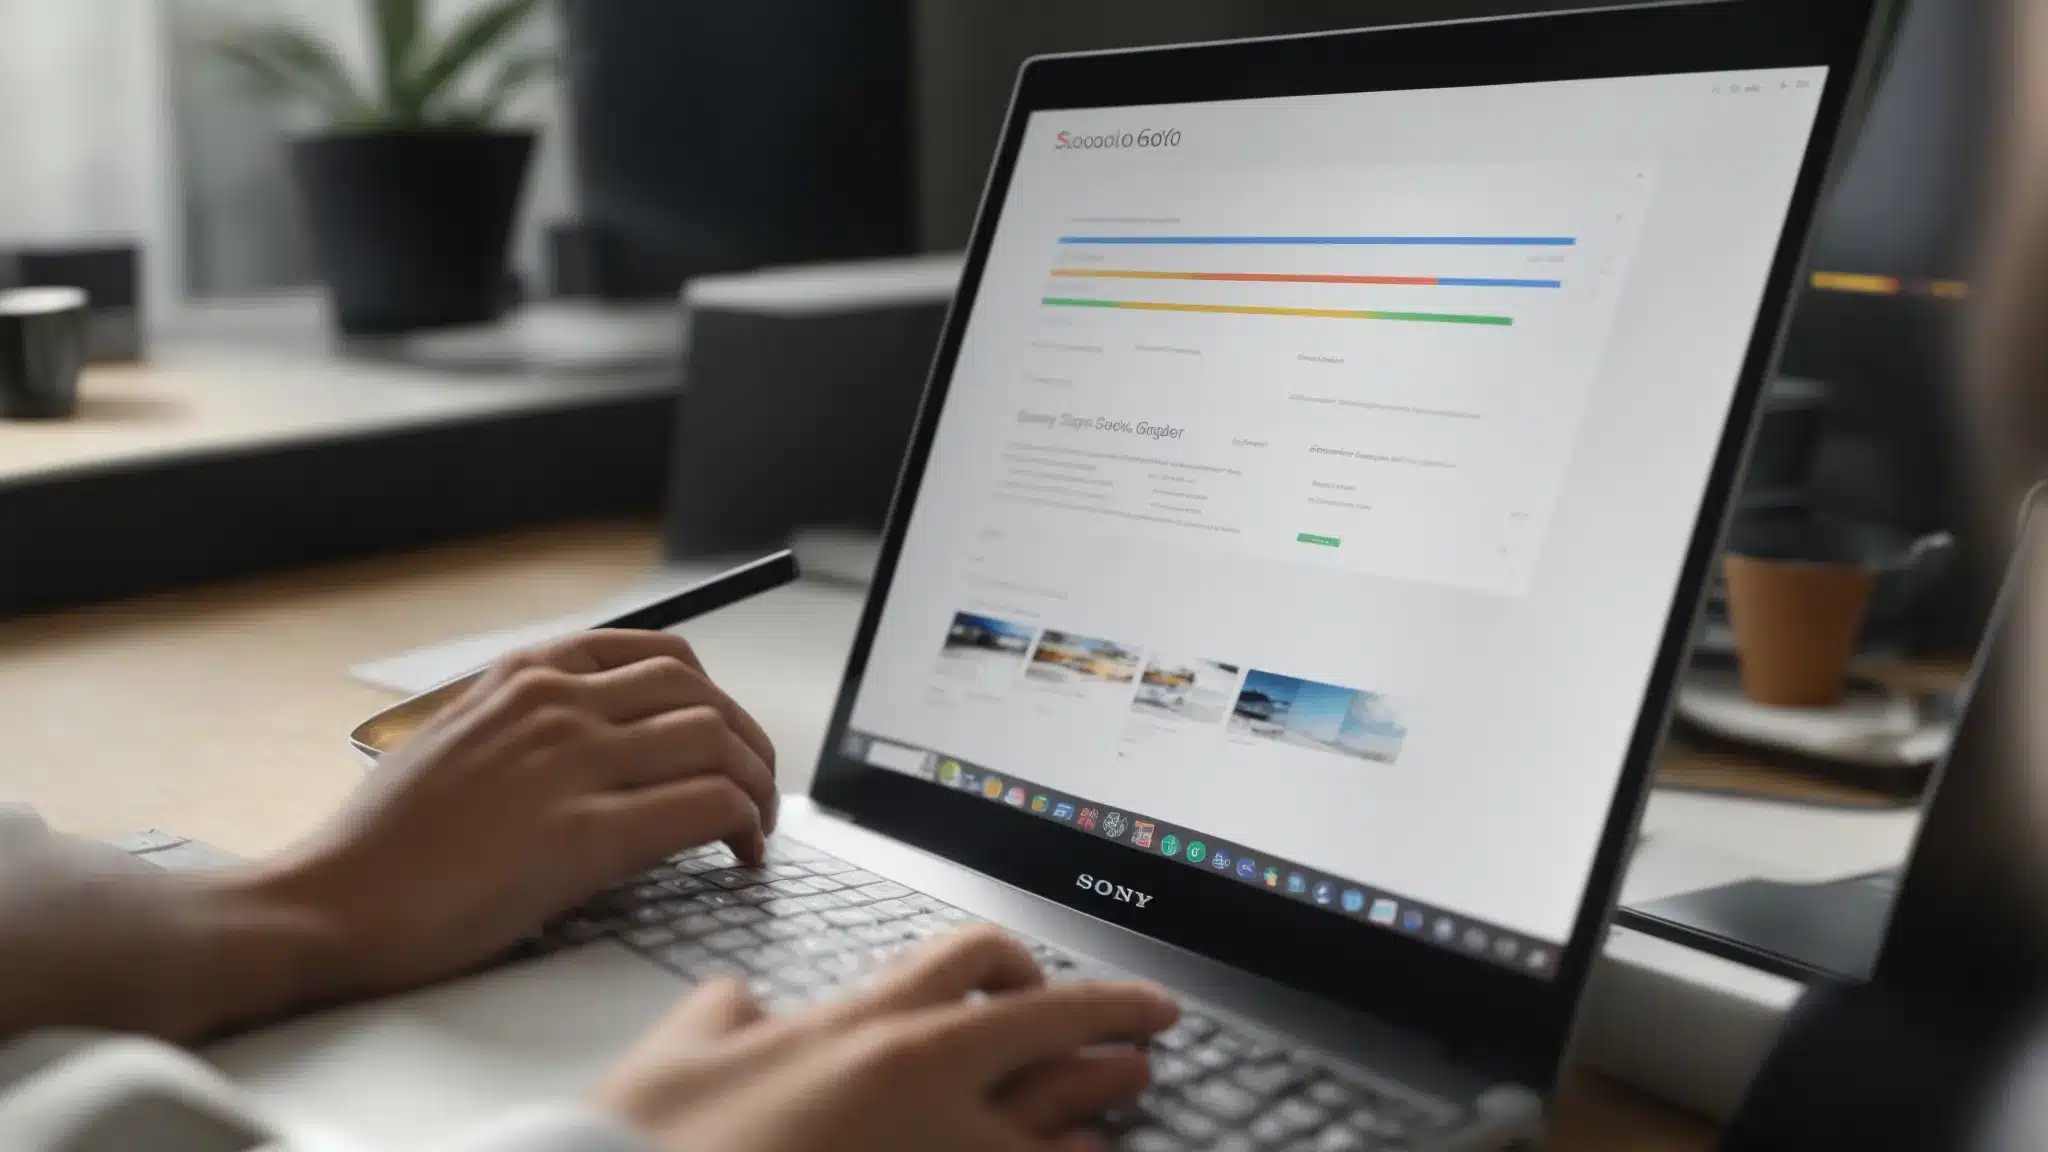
[559,0,917,299]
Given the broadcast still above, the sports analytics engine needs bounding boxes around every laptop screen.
[842,67,1829,975]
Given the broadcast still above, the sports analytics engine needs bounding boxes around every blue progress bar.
[1056,235,1578,247]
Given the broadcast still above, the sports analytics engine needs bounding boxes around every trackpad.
[204,944,683,1148]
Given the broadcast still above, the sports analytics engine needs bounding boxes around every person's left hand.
[255,629,779,1000]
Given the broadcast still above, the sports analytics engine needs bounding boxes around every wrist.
[173,864,360,1039]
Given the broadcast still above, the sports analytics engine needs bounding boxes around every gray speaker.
[663,254,960,559]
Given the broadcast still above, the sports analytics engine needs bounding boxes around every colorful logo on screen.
[936,760,962,787]
[1286,873,1306,895]
[1263,867,1280,888]
[1102,812,1128,840]
[1052,802,1075,822]
[1030,795,1049,813]
[1184,840,1206,863]
[1005,787,1027,807]
[1401,909,1426,933]
[1131,820,1154,849]
[1076,807,1100,831]
[982,778,1004,800]
[1159,834,1180,857]
[1236,858,1257,880]
[1313,881,1335,906]
[1210,849,1232,871]
[1341,890,1365,914]
[1369,898,1399,926]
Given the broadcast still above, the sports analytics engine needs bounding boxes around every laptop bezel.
[810,0,1885,1086]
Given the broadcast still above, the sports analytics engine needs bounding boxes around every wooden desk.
[0,521,1715,1149]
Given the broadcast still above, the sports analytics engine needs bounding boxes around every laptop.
[209,4,1890,1148]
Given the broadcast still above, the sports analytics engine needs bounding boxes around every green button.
[1297,533,1342,548]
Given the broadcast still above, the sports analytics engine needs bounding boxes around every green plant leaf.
[372,0,424,117]
[209,26,371,124]
[451,50,556,123]
[411,0,548,117]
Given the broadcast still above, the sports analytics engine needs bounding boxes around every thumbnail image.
[935,611,1038,682]
[1130,656,1242,725]
[1227,669,1409,765]
[1025,629,1144,690]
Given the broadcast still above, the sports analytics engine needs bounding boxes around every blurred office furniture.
[0,298,675,618]
[1741,0,1990,651]
[0,245,144,362]
[558,0,917,298]
[662,254,960,559]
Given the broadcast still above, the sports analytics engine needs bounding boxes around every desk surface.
[0,521,1714,1149]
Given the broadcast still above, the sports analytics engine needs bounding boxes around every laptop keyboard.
[533,839,1457,1151]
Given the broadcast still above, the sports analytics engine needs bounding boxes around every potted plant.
[213,0,553,335]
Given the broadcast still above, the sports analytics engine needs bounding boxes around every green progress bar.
[1042,296,1513,326]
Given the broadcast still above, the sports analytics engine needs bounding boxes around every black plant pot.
[290,130,534,336]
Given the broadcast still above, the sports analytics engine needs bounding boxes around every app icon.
[1130,820,1154,848]
[1235,858,1255,880]
[1313,881,1335,906]
[1005,786,1026,807]
[1052,802,1075,821]
[1029,795,1049,813]
[1210,848,1231,870]
[1076,807,1100,832]
[983,777,1004,800]
[1433,917,1457,942]
[936,759,961,786]
[1462,926,1489,952]
[1400,909,1425,933]
[1493,937,1520,962]
[1102,811,1129,840]
[1262,867,1280,888]
[1525,949,1552,971]
[1159,833,1180,857]
[1341,890,1365,913]
[1285,872,1306,895]
[1368,898,1398,926]
[1183,840,1205,862]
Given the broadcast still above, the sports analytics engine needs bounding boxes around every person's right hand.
[596,928,1180,1152]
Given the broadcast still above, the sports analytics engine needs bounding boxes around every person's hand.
[257,629,779,998]
[595,928,1179,1152]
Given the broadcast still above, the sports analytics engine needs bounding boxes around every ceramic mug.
[0,286,89,419]
[1722,517,1953,707]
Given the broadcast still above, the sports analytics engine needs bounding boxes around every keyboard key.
[733,888,776,906]
[677,857,723,874]
[852,922,910,945]
[817,951,868,979]
[773,965,831,989]
[809,860,860,876]
[856,881,913,902]
[824,907,877,927]
[703,928,761,953]
[1185,1079,1260,1122]
[768,878,821,896]
[658,877,706,895]
[657,942,712,969]
[802,875,846,892]
[766,863,811,879]
[1189,1044,1234,1072]
[1118,1128,1184,1152]
[1149,1054,1198,1087]
[1310,1125,1367,1151]
[735,945,796,971]
[623,925,675,949]
[675,912,722,936]
[1306,1079,1353,1110]
[693,891,740,909]
[1152,1100,1219,1143]
[791,931,856,956]
[1234,1059,1310,1097]
[1275,1096,1327,1133]
[632,884,667,902]
[837,870,882,887]
[1248,1111,1290,1144]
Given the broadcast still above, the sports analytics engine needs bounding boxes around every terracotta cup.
[1723,554,1874,707]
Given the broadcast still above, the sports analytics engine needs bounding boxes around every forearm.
[0,860,352,1044]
